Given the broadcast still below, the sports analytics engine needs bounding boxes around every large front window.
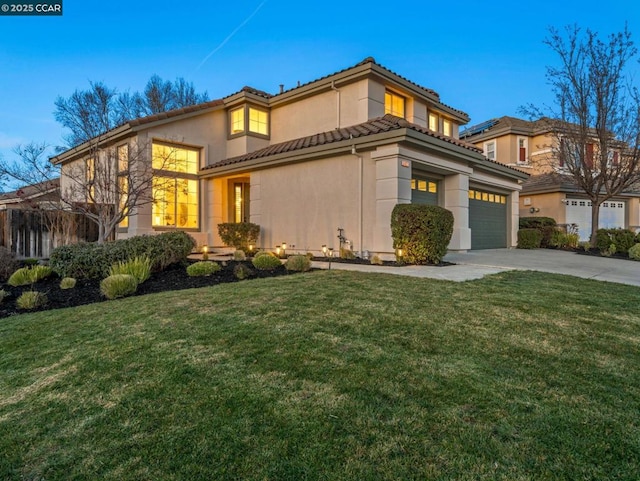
[152,143,199,229]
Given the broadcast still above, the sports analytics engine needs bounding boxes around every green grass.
[1,270,639,480]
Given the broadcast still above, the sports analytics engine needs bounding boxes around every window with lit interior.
[230,107,245,135]
[151,143,199,229]
[384,91,405,118]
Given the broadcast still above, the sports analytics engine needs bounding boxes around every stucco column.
[249,172,264,247]
[371,146,411,255]
[443,174,471,251]
[509,190,520,247]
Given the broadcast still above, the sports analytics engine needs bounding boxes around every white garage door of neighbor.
[565,198,626,241]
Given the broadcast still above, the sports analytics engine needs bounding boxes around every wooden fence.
[0,209,98,258]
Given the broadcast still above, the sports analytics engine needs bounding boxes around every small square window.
[249,107,268,135]
[385,91,405,118]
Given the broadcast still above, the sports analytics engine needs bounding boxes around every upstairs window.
[249,107,268,135]
[229,105,269,137]
[518,137,528,163]
[484,141,496,161]
[443,119,452,137]
[428,112,438,131]
[385,91,405,118]
[230,107,245,135]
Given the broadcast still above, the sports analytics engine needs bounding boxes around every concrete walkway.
[312,249,640,287]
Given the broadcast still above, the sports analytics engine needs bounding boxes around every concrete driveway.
[313,249,639,287]
[444,249,640,287]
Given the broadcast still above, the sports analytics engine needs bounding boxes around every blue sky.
[0,0,639,168]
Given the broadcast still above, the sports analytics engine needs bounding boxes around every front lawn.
[1,271,639,480]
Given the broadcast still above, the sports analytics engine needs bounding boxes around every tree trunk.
[589,200,601,246]
[97,223,106,244]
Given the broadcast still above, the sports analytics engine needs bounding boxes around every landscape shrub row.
[49,231,196,279]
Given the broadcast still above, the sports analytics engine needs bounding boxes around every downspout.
[351,140,363,257]
[331,80,340,129]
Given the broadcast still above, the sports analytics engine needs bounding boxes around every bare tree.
[55,77,208,148]
[0,139,175,244]
[530,25,640,244]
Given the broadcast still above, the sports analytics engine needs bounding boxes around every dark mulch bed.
[0,261,290,319]
[574,248,635,261]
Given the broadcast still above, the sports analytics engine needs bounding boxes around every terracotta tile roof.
[202,114,483,171]
[128,99,225,127]
[521,172,575,191]
[224,86,273,100]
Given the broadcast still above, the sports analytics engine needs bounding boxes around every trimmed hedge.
[218,223,260,251]
[629,243,640,261]
[390,204,453,265]
[595,228,637,254]
[519,217,557,248]
[49,231,196,279]
[517,229,543,249]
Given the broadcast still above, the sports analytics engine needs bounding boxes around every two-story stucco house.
[51,58,528,255]
[461,116,640,240]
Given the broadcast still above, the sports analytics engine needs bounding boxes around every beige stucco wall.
[270,80,371,143]
[519,192,567,223]
[245,152,375,256]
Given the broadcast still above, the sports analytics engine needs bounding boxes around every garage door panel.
[469,188,508,249]
[565,199,625,241]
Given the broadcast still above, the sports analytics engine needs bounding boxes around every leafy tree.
[528,25,640,244]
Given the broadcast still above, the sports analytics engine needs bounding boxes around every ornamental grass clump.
[60,277,77,290]
[100,274,138,300]
[0,289,7,303]
[109,256,152,284]
[186,261,221,277]
[16,291,47,310]
[252,253,282,270]
[285,255,312,272]
[7,265,53,287]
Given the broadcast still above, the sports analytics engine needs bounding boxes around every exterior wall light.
[529,207,540,213]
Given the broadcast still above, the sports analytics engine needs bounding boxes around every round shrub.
[254,250,277,259]
[217,222,260,251]
[370,254,383,265]
[517,229,543,249]
[100,274,138,300]
[391,204,454,265]
[285,255,312,272]
[16,291,47,310]
[186,261,221,277]
[233,250,246,261]
[629,243,640,261]
[233,263,252,280]
[519,216,557,248]
[60,277,77,289]
[252,253,282,270]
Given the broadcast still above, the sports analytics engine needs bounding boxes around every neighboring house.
[51,58,528,255]
[0,179,97,257]
[461,116,640,241]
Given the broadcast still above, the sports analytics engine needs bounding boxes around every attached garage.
[565,198,626,241]
[411,176,438,205]
[469,188,508,249]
